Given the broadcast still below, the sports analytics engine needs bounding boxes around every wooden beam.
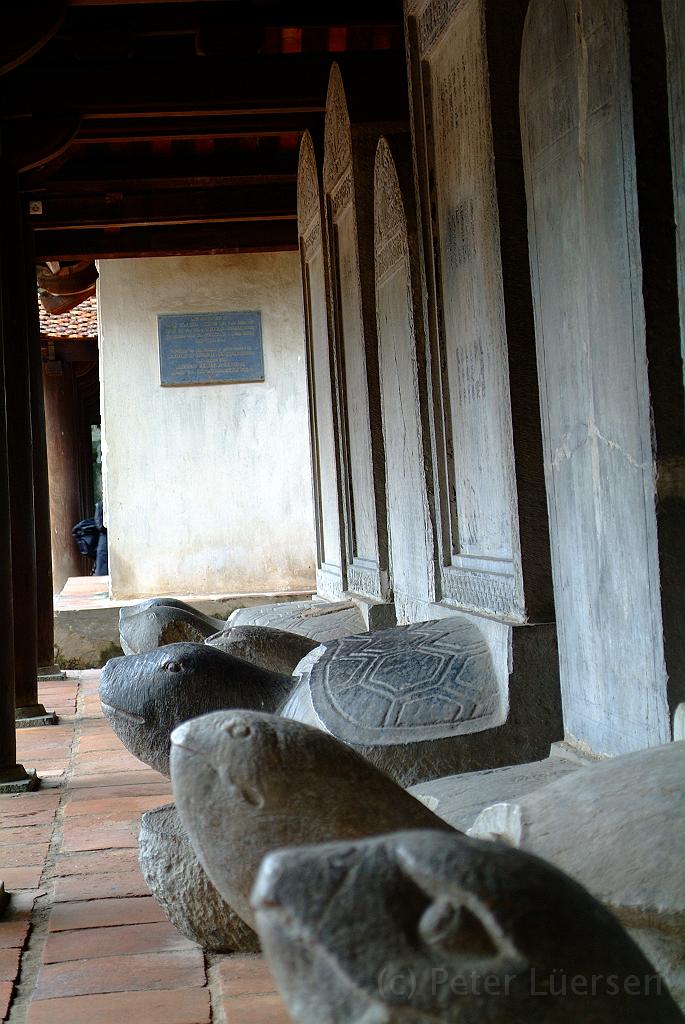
[0,51,408,121]
[64,2,402,28]
[9,116,81,174]
[1,3,67,76]
[75,112,323,144]
[24,152,300,193]
[29,182,296,231]
[41,339,98,362]
[34,219,298,260]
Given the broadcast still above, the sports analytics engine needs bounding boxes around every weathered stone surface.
[170,711,453,928]
[408,746,582,832]
[100,643,295,775]
[138,802,259,953]
[521,0,670,754]
[374,135,437,623]
[119,600,225,656]
[297,131,347,602]
[405,0,526,622]
[252,830,682,1023]
[204,625,319,676]
[227,599,367,642]
[470,741,685,1008]
[322,63,392,605]
[284,617,541,786]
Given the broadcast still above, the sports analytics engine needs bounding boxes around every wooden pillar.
[44,357,87,592]
[0,142,38,789]
[0,157,55,725]
[24,228,61,678]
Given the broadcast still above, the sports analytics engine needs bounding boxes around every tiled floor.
[0,673,291,1023]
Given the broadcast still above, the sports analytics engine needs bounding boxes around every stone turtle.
[100,643,294,775]
[105,617,512,787]
[205,625,319,676]
[252,830,683,1024]
[119,599,225,656]
[170,710,453,928]
[139,802,259,953]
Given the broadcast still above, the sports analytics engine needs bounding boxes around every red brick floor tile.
[53,869,149,903]
[0,921,29,950]
[0,826,53,847]
[27,986,211,1024]
[69,769,168,790]
[0,844,50,869]
[68,783,170,803]
[49,896,166,932]
[73,755,149,776]
[0,980,13,1019]
[0,948,21,982]
[51,848,140,877]
[78,735,127,754]
[0,811,56,830]
[34,948,205,999]
[59,824,138,853]
[1,866,45,890]
[64,795,171,818]
[217,958,279,999]
[223,993,291,1023]
[0,794,61,814]
[43,922,196,964]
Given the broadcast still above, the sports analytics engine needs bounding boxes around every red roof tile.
[39,296,98,340]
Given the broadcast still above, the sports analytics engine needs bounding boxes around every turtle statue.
[205,624,319,675]
[251,830,682,1024]
[119,598,225,655]
[100,642,294,776]
[102,617,515,787]
[138,802,260,954]
[170,710,453,928]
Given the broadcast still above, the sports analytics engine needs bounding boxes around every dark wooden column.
[24,227,62,679]
[0,154,55,725]
[0,144,38,790]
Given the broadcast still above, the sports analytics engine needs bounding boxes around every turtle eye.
[418,897,497,957]
[164,661,182,673]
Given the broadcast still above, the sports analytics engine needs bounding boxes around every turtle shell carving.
[307,618,502,746]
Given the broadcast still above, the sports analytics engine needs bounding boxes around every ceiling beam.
[0,51,407,120]
[29,182,297,230]
[75,112,322,143]
[1,3,67,76]
[33,219,298,260]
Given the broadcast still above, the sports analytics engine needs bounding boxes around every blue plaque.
[158,310,264,386]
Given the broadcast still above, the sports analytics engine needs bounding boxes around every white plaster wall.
[98,253,316,599]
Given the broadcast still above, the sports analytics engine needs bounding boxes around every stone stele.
[204,624,319,676]
[138,802,259,953]
[170,710,453,928]
[226,599,368,641]
[469,740,685,1010]
[99,643,295,775]
[251,830,683,1024]
[119,598,225,655]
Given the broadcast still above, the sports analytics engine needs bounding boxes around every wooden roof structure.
[3,1,407,262]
